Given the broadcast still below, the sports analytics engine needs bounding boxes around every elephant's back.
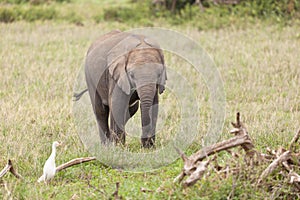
[85,31,130,89]
[86,31,130,59]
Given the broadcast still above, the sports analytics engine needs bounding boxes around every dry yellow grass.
[0,20,300,198]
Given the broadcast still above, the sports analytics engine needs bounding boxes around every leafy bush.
[0,7,17,22]
[21,7,57,21]
[151,0,299,19]
[63,11,83,25]
[0,6,57,23]
[97,2,153,26]
[0,0,70,4]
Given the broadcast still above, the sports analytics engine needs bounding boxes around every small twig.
[86,176,106,195]
[289,129,300,150]
[112,182,120,200]
[289,172,300,183]
[0,162,11,179]
[231,112,241,128]
[226,149,240,158]
[173,172,185,183]
[140,187,153,193]
[256,151,291,185]
[56,157,96,172]
[3,182,12,199]
[0,160,22,179]
[174,145,189,162]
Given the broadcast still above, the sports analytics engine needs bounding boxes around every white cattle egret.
[37,141,61,183]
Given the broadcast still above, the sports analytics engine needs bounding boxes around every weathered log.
[56,157,96,172]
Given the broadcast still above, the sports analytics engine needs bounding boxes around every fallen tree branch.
[175,112,256,185]
[189,134,254,163]
[175,111,300,194]
[56,157,96,172]
[0,160,22,179]
[256,151,291,185]
[174,134,253,183]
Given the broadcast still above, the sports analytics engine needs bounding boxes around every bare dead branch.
[112,182,120,200]
[289,129,300,150]
[3,181,12,198]
[229,113,256,158]
[0,160,22,179]
[56,157,96,172]
[257,151,291,185]
[174,134,253,184]
[0,162,11,179]
[226,149,240,158]
[174,145,189,162]
[259,153,275,161]
[140,187,153,193]
[183,160,210,187]
[289,172,300,183]
[173,171,186,183]
[189,134,253,163]
[175,113,258,186]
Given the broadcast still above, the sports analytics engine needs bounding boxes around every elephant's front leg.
[109,88,130,145]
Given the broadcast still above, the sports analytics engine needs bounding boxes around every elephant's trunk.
[137,83,157,148]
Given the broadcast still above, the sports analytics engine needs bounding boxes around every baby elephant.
[84,30,167,148]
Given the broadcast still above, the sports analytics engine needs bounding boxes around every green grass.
[1,1,300,199]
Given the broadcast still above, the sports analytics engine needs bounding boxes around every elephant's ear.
[107,35,141,95]
[109,56,131,95]
[157,51,167,94]
[159,66,167,94]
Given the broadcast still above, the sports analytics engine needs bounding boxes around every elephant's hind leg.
[94,93,110,144]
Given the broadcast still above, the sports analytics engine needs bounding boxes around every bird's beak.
[57,142,62,147]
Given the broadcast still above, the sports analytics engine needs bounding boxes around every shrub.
[21,7,57,21]
[100,1,152,25]
[0,7,17,23]
[0,0,71,5]
[0,6,57,23]
[64,11,83,25]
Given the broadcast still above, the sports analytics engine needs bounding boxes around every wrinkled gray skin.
[85,30,167,148]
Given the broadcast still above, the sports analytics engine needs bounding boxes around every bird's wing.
[43,158,55,173]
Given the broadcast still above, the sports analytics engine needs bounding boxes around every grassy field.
[1,1,300,199]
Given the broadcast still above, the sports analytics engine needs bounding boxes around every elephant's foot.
[141,136,155,148]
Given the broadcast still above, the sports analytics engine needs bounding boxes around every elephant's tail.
[73,88,88,101]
